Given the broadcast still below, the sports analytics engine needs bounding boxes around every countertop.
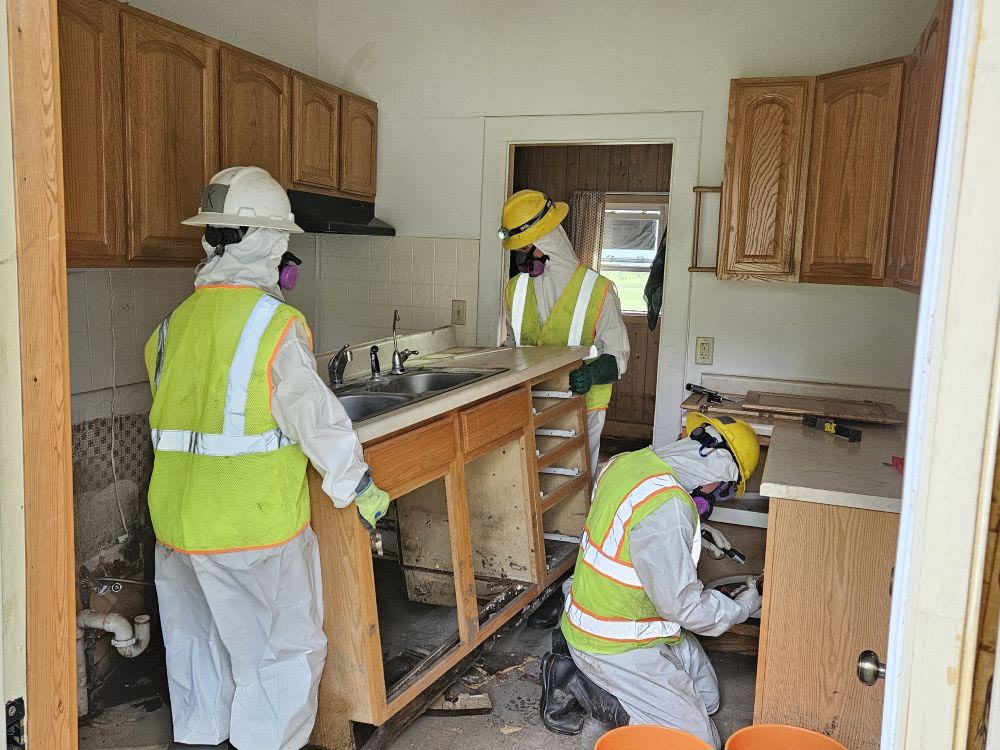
[760,422,906,513]
[343,345,590,443]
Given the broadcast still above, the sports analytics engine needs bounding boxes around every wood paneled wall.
[605,316,660,439]
[512,143,672,206]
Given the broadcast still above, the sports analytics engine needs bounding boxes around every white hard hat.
[182,166,303,233]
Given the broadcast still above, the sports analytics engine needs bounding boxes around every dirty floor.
[77,620,755,750]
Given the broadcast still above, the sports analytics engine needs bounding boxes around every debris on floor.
[425,691,493,717]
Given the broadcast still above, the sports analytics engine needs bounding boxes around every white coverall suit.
[153,228,370,750]
[504,225,630,473]
[567,435,759,749]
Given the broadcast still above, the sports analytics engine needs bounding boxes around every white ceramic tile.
[69,332,90,368]
[109,268,135,298]
[318,234,350,255]
[456,258,480,285]
[344,258,370,281]
[434,307,452,327]
[457,331,477,348]
[435,259,456,286]
[433,283,456,309]
[90,361,113,390]
[68,292,89,333]
[70,365,92,395]
[132,268,159,297]
[369,282,391,304]
[411,238,435,264]
[347,284,370,304]
[410,308,435,331]
[288,233,317,257]
[389,283,412,306]
[370,256,392,281]
[434,238,458,263]
[111,294,138,329]
[344,303,371,325]
[370,305,395,329]
[154,268,194,298]
[88,329,113,365]
[411,284,435,308]
[67,270,88,302]
[410,259,434,284]
[347,235,371,257]
[370,236,392,260]
[85,269,111,298]
[390,255,413,284]
[457,239,480,258]
[86,297,112,331]
[456,284,479,308]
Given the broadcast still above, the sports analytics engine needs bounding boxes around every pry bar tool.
[701,529,747,564]
[802,414,863,443]
[685,383,739,405]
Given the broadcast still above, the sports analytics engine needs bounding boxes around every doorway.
[509,143,672,443]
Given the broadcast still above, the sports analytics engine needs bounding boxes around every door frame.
[478,111,701,447]
[5,0,78,746]
[881,0,1000,746]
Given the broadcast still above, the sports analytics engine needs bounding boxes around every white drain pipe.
[76,610,152,716]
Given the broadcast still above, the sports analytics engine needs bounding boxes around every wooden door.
[220,47,291,187]
[756,499,899,749]
[340,95,377,198]
[718,78,814,281]
[800,60,904,284]
[292,74,341,193]
[886,0,952,292]
[58,0,125,265]
[605,315,660,439]
[122,11,218,263]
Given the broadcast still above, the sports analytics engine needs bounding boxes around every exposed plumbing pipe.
[76,610,152,716]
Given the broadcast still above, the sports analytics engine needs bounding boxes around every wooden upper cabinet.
[340,95,378,198]
[291,74,341,193]
[718,78,814,280]
[122,11,218,263]
[58,0,125,264]
[220,48,291,187]
[800,60,903,284]
[887,0,951,292]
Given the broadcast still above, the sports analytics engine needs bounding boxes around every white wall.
[125,0,319,75]
[315,0,931,391]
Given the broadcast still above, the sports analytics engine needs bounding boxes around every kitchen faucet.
[370,345,382,380]
[390,309,418,375]
[328,343,352,387]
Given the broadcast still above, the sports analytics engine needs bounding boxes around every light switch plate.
[451,299,467,326]
[695,336,714,365]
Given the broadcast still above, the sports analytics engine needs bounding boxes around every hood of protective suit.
[194,227,289,299]
[530,224,582,320]
[653,426,739,493]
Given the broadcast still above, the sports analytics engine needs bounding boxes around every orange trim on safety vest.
[597,471,665,548]
[563,594,669,643]
[613,487,678,558]
[155,518,312,555]
[587,405,609,412]
[267,317,301,408]
[579,551,644,590]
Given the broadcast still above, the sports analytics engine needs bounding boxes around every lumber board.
[743,390,905,425]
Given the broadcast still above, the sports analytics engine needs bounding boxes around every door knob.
[857,650,887,686]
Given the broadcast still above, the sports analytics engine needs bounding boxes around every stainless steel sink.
[370,370,486,394]
[338,393,412,422]
[332,367,507,422]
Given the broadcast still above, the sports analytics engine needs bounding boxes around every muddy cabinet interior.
[307,361,587,746]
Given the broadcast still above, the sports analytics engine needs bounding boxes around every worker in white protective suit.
[143,166,390,750]
[499,190,630,476]
[541,414,762,749]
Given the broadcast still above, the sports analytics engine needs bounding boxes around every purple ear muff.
[693,494,712,518]
[278,251,302,290]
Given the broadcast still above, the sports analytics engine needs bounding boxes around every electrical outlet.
[451,299,467,326]
[695,336,714,365]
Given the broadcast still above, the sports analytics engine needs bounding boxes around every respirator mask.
[513,248,550,277]
[205,225,249,257]
[690,481,738,520]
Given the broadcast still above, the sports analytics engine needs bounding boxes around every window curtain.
[569,191,606,271]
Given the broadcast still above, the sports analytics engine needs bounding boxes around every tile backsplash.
[67,234,481,396]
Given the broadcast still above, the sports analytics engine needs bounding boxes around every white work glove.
[734,576,762,621]
[701,524,731,560]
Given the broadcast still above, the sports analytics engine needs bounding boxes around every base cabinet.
[755,499,899,749]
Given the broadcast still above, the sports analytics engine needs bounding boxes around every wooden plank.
[626,144,655,192]
[537,434,588,471]
[755,499,899,749]
[396,478,452,571]
[607,145,629,192]
[655,143,673,191]
[446,418,478,646]
[9,0,79,744]
[576,144,599,190]
[459,387,530,454]
[540,474,590,514]
[366,417,455,497]
[743,390,905,424]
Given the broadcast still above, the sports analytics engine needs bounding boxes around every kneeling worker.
[543,414,762,748]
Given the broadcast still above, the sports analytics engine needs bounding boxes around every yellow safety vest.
[560,448,701,655]
[504,265,614,410]
[142,285,312,554]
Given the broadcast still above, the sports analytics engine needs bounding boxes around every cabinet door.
[122,11,218,263]
[800,60,903,284]
[291,74,340,192]
[887,0,951,292]
[220,48,291,187]
[58,0,125,265]
[718,78,814,280]
[340,95,377,198]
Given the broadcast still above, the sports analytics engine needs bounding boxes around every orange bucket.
[725,724,848,750]
[595,725,713,750]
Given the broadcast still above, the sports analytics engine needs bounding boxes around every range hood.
[288,189,395,236]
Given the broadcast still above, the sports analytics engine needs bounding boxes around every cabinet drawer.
[459,389,530,454]
[365,417,455,497]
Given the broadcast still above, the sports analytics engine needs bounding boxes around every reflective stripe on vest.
[511,273,530,346]
[602,473,685,557]
[152,295,292,457]
[564,590,681,643]
[579,530,642,588]
[568,269,598,346]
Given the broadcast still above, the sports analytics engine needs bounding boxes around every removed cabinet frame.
[690,185,721,272]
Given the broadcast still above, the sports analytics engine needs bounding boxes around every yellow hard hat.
[685,413,761,496]
[498,190,569,250]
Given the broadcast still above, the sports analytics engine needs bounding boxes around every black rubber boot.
[540,652,586,735]
[571,671,630,728]
[551,627,570,656]
[528,589,565,629]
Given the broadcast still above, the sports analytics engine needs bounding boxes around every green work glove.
[354,473,390,529]
[568,354,619,395]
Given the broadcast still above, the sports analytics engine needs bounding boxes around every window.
[600,202,666,313]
